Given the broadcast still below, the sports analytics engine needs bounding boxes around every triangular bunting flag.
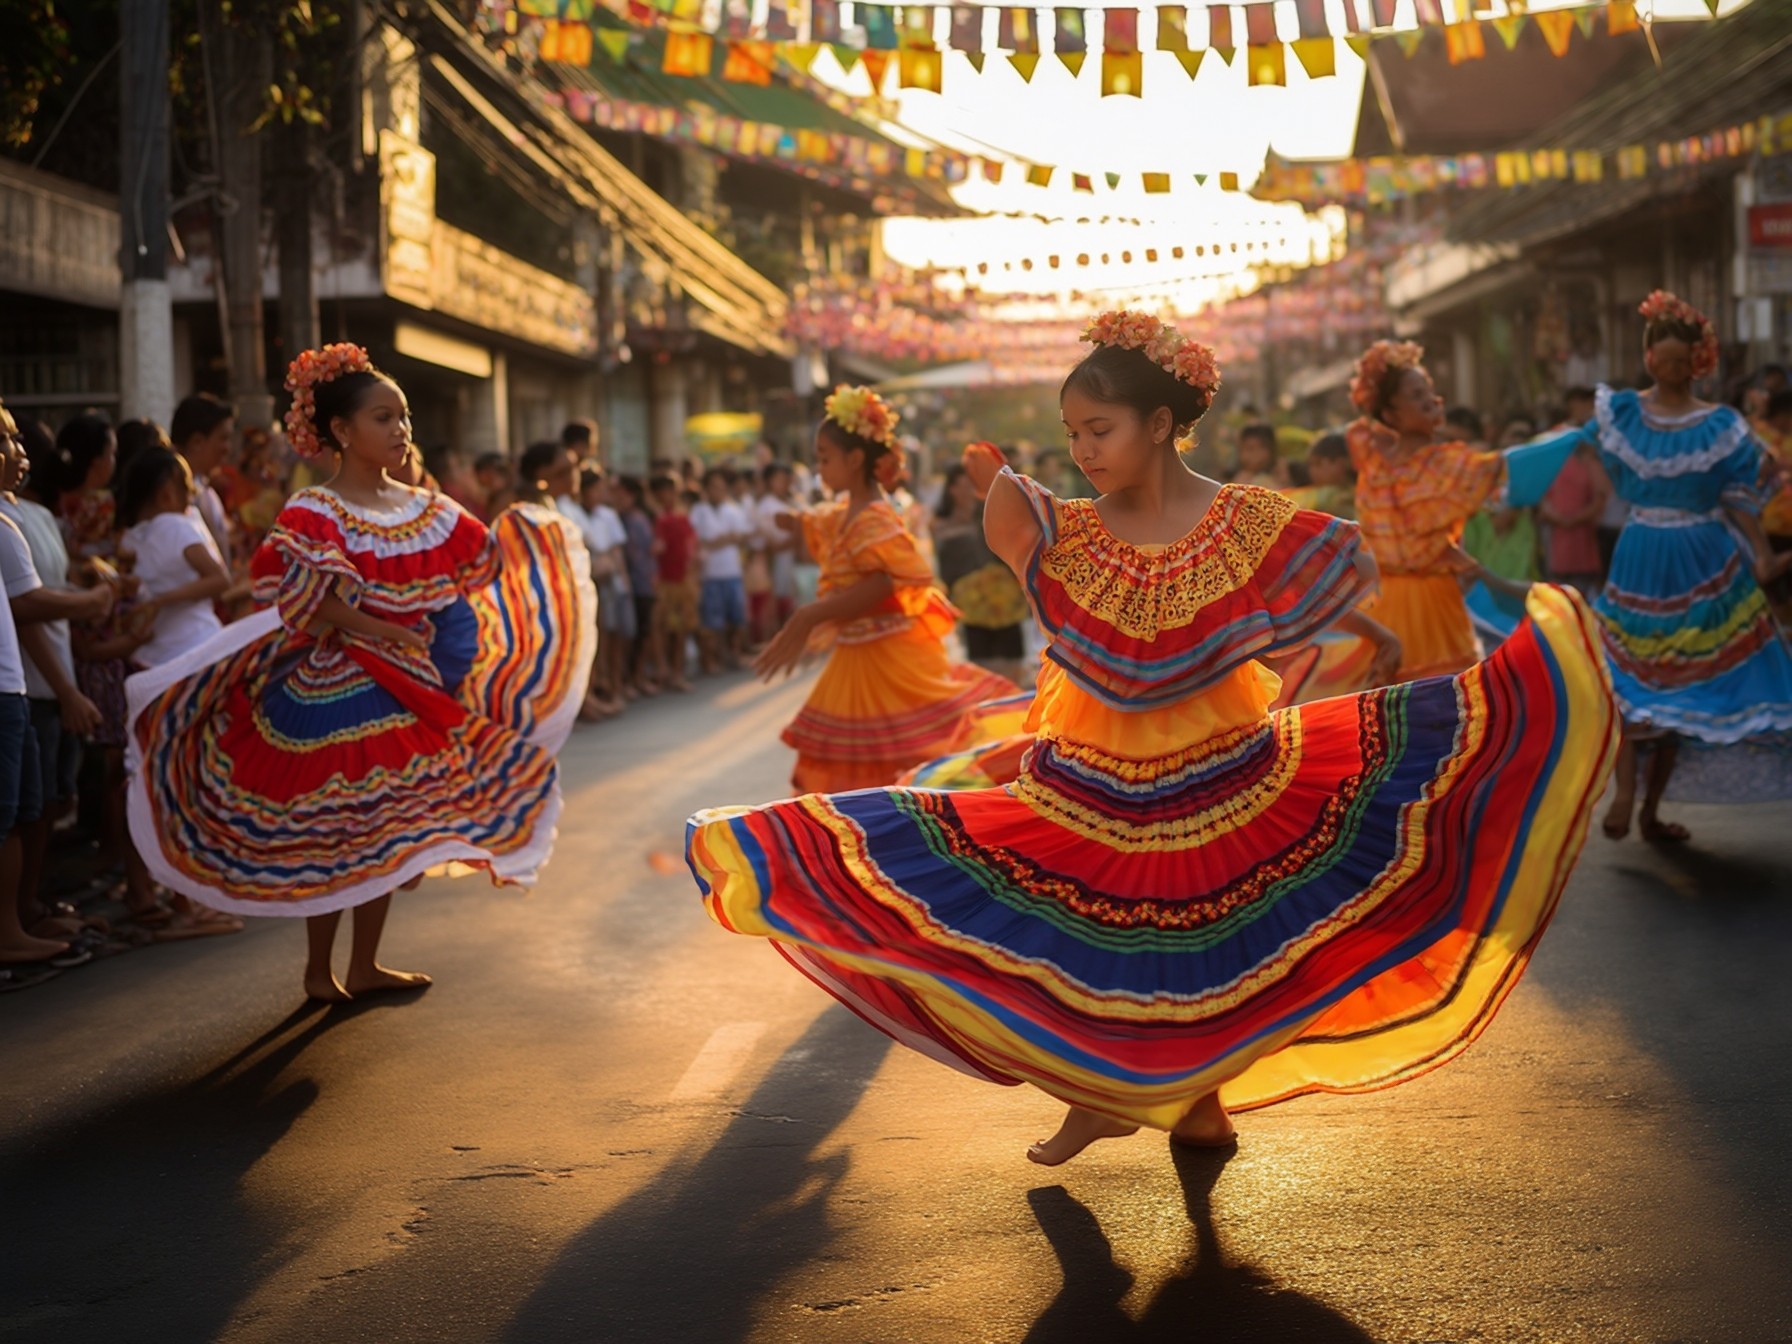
[1394,28,1425,56]
[965,50,986,70]
[1105,171,1122,188]
[860,48,894,88]
[1173,48,1206,76]
[780,41,821,72]
[1702,0,1718,13]
[1534,9,1574,55]
[829,43,862,71]
[1492,14,1525,48]
[1072,172,1093,192]
[1194,173,1207,184]
[1345,34,1370,58]
[1607,0,1639,34]
[1058,50,1087,74]
[1026,163,1054,186]
[1573,8,1597,37]
[1101,49,1143,94]
[1444,19,1484,62]
[1292,36,1335,77]
[1009,51,1041,79]
[596,28,631,62]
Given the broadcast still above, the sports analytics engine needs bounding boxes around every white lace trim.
[1594,385,1754,479]
[286,488,465,559]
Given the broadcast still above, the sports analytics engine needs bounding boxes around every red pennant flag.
[950,6,984,50]
[1156,5,1189,51]
[1244,3,1276,46]
[1207,5,1233,48]
[721,39,774,82]
[1294,0,1328,39]
[999,7,1038,50]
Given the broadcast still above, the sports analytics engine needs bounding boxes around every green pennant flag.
[1573,8,1597,37]
[830,43,862,71]
[1194,172,1208,185]
[597,28,631,62]
[1492,14,1526,48]
[1009,51,1041,79]
[1058,50,1087,74]
[1394,28,1424,56]
[1105,171,1121,188]
[965,50,986,70]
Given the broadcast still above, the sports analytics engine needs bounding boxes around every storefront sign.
[380,130,596,358]
[1749,202,1792,249]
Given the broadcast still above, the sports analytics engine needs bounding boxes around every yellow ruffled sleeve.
[848,508,956,640]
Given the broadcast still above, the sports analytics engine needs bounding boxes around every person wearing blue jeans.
[689,468,752,674]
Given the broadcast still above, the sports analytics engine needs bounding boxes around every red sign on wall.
[1750,203,1792,249]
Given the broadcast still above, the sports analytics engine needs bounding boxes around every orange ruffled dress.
[1348,425,1507,680]
[783,499,1015,792]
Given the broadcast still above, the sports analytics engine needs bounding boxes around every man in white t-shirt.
[579,464,635,703]
[689,467,753,673]
[171,393,236,570]
[755,463,798,635]
[0,412,113,965]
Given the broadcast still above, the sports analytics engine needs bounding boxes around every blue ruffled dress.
[1545,387,1792,800]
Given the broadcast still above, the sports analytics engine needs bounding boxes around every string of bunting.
[1254,109,1792,207]
[502,0,1686,100]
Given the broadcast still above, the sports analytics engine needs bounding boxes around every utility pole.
[119,0,175,425]
[212,3,274,428]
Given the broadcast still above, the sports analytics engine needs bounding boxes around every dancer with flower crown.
[1522,293,1792,842]
[1345,339,1581,681]
[755,386,1015,792]
[124,345,595,1001]
[688,312,1618,1165]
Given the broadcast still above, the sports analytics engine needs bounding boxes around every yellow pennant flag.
[780,41,821,72]
[906,147,928,176]
[1344,34,1370,59]
[662,30,714,75]
[1291,36,1335,77]
[1534,9,1574,55]
[1173,48,1207,77]
[1550,147,1569,177]
[1058,50,1088,75]
[899,46,944,90]
[1026,163,1054,186]
[965,51,986,70]
[1444,20,1484,62]
[1491,14,1526,48]
[1394,28,1424,56]
[1495,152,1516,187]
[1607,0,1639,34]
[1009,51,1042,79]
[1142,172,1172,193]
[1101,49,1143,95]
[1219,171,1240,191]
[1247,42,1285,85]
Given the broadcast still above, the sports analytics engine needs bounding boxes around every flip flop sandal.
[47,943,94,969]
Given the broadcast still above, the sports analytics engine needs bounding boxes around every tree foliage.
[0,0,75,150]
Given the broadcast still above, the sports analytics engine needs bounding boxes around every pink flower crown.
[1082,309,1222,399]
[284,343,378,459]
[1349,339,1425,413]
[1638,290,1719,379]
[823,385,900,449]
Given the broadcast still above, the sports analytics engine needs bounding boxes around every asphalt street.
[3,670,1791,1344]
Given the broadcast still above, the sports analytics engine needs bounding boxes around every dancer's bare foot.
[1602,792,1634,840]
[1027,1105,1139,1166]
[1640,814,1690,845]
[303,969,352,1003]
[1170,1093,1238,1149]
[344,965,432,996]
[0,932,72,963]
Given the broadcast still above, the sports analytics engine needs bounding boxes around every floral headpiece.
[1638,290,1719,379]
[1349,339,1425,413]
[823,385,900,450]
[1082,309,1222,400]
[284,343,377,459]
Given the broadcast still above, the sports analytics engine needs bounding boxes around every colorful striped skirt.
[125,506,596,917]
[688,586,1617,1130]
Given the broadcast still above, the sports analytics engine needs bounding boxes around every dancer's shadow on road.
[1024,1145,1377,1343]
[501,1004,891,1344]
[0,1000,366,1344]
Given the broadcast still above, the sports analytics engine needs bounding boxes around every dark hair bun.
[1060,343,1212,434]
